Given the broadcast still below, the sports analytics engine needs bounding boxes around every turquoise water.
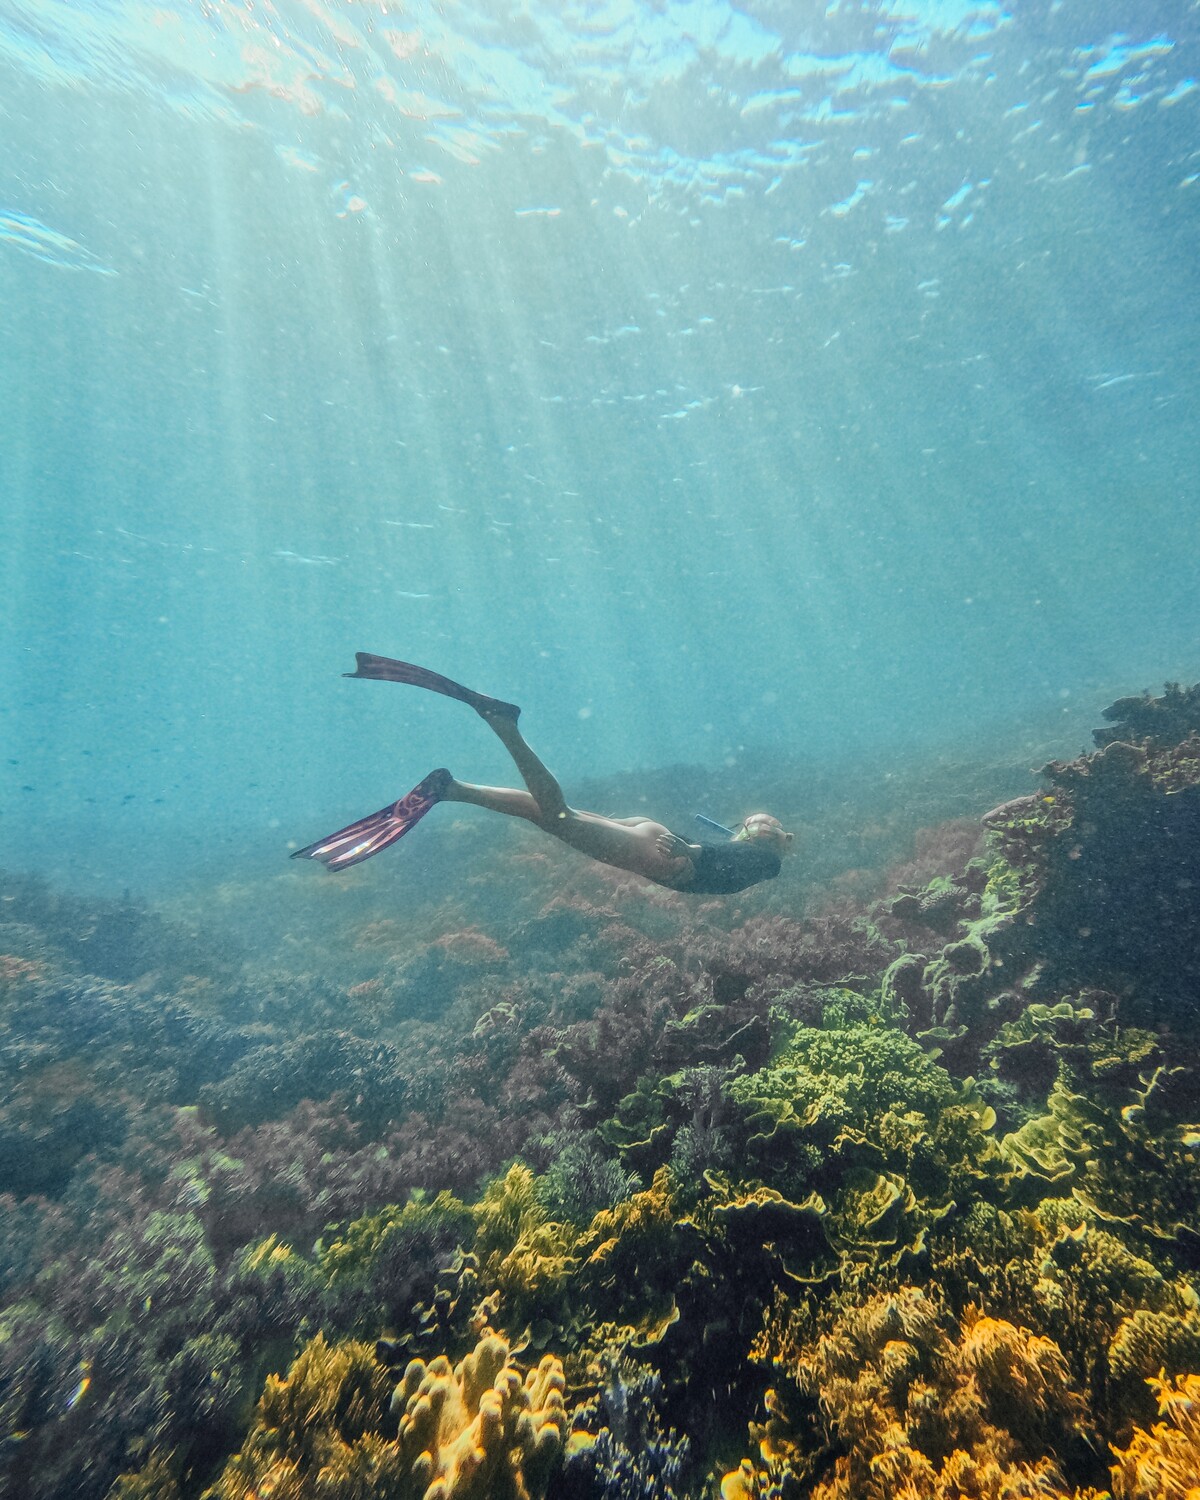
[1,1,1197,893]
[4,12,1200,1499]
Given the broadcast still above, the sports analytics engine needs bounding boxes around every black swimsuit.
[670,838,781,895]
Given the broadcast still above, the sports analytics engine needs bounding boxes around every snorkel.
[694,814,737,838]
[695,812,793,853]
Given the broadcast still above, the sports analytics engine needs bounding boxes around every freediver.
[292,655,793,895]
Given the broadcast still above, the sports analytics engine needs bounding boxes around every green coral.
[725,999,1001,1268]
[599,1070,692,1175]
[316,1192,475,1335]
[319,1193,473,1288]
[533,1136,639,1225]
[688,1174,838,1285]
[1000,1065,1200,1243]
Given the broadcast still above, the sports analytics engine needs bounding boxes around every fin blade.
[291,770,450,872]
[343,653,520,720]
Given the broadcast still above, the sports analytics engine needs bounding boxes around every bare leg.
[443,780,545,825]
[477,712,569,822]
[468,710,688,882]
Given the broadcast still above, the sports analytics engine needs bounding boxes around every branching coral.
[730,1286,1102,1500]
[108,1449,183,1500]
[1028,1203,1200,1433]
[472,1165,581,1331]
[927,1194,1200,1446]
[1109,1372,1200,1500]
[562,1355,690,1500]
[531,1133,640,1226]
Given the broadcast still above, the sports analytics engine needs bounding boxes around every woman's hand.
[655,832,696,863]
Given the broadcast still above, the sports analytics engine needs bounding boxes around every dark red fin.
[291,769,451,872]
[344,653,520,721]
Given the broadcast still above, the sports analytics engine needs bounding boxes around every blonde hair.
[732,813,793,853]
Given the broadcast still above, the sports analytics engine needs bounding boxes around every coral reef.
[2,683,1200,1500]
[976,698,1200,1013]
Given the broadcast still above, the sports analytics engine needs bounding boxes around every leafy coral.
[723,995,1002,1271]
[1000,1063,1200,1248]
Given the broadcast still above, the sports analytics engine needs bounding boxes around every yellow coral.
[1109,1307,1200,1392]
[1110,1372,1200,1500]
[469,1163,581,1328]
[728,1288,1100,1500]
[203,1330,566,1500]
[880,1448,1105,1499]
[108,1449,182,1500]
[474,1165,546,1265]
[204,1334,402,1500]
[958,1306,1086,1445]
[392,1333,567,1500]
[720,1458,764,1499]
[720,1449,1108,1500]
[581,1166,676,1265]
[576,1165,679,1299]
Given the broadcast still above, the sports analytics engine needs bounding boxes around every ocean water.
[2,0,1196,894]
[3,8,1200,1500]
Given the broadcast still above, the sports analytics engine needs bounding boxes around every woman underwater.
[292,655,793,895]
